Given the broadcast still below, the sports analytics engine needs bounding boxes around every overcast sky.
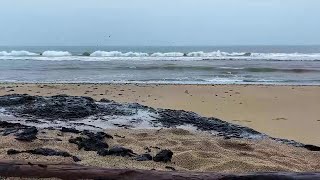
[0,0,319,46]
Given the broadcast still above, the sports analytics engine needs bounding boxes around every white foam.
[0,105,160,130]
[76,109,159,129]
[0,51,38,56]
[151,52,185,57]
[90,51,149,57]
[1,50,320,61]
[42,51,72,57]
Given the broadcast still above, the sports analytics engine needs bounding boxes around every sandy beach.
[0,83,320,175]
[1,128,320,173]
[0,83,319,146]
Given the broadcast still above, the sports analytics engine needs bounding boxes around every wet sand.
[0,83,319,146]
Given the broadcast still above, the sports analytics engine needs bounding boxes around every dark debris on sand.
[7,148,81,162]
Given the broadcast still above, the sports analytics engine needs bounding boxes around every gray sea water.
[1,46,320,85]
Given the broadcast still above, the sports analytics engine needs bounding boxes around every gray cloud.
[0,0,319,46]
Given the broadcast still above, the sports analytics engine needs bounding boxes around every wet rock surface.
[135,153,153,161]
[0,121,38,141]
[0,94,318,150]
[156,109,262,140]
[68,130,111,151]
[15,126,38,142]
[102,146,137,157]
[0,94,98,119]
[153,150,173,163]
[7,148,80,162]
[61,127,81,134]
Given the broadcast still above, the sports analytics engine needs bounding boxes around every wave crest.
[0,51,38,56]
[1,49,320,61]
[42,51,72,57]
[90,51,149,57]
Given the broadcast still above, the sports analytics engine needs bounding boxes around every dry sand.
[1,128,320,173]
[0,83,319,146]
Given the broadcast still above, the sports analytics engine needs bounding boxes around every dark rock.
[107,146,136,157]
[15,127,38,142]
[165,166,176,171]
[69,136,108,151]
[100,98,112,103]
[69,131,110,152]
[0,94,35,106]
[2,128,19,136]
[72,156,81,162]
[7,148,80,162]
[135,153,153,161]
[153,150,173,163]
[26,148,72,157]
[156,109,263,140]
[243,52,252,56]
[82,52,91,56]
[7,149,21,155]
[1,95,97,119]
[61,127,81,134]
[0,121,27,129]
[97,149,109,156]
[0,95,318,149]
[304,144,320,151]
[82,130,113,140]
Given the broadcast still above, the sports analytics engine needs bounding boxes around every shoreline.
[1,83,320,146]
[1,82,320,86]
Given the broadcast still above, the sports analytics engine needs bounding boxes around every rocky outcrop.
[0,94,318,150]
[0,121,38,142]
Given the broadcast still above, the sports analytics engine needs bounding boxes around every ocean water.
[1,46,320,85]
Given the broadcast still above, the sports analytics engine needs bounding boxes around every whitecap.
[0,50,38,56]
[42,51,72,57]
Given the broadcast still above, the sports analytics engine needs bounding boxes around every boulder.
[153,150,173,163]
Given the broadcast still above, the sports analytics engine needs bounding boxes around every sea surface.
[1,45,320,85]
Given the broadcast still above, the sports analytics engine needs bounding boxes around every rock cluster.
[68,130,112,151]
[1,94,320,154]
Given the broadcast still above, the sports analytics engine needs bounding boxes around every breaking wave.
[0,51,38,56]
[1,50,320,61]
[42,51,72,57]
[90,51,149,57]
